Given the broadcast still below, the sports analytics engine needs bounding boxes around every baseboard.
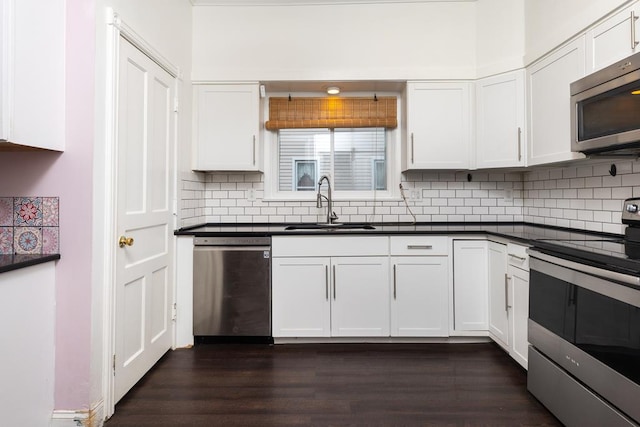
[51,400,104,427]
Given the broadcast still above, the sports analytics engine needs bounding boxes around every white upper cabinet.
[404,81,472,170]
[586,2,640,72]
[192,83,261,171]
[0,0,65,151]
[475,70,526,169]
[527,37,587,166]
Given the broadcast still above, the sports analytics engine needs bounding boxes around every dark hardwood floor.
[105,342,561,427]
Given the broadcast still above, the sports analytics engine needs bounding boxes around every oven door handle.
[528,249,640,287]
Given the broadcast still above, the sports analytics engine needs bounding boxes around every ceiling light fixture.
[327,86,340,95]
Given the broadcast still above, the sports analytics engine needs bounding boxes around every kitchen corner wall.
[180,158,640,236]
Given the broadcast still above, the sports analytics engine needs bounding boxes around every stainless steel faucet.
[316,175,339,224]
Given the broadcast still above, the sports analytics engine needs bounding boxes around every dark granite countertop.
[175,222,623,245]
[0,253,61,274]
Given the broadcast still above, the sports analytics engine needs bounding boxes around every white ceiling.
[191,0,474,6]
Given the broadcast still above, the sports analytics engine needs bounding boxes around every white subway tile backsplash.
[178,160,640,234]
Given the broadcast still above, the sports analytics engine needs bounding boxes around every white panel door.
[391,256,449,337]
[331,257,390,337]
[114,37,175,403]
[272,257,331,337]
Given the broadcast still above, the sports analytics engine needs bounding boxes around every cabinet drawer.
[390,236,448,256]
[507,242,529,271]
[273,236,388,257]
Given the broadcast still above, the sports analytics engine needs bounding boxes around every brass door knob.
[119,236,134,248]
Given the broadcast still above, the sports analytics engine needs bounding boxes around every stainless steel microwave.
[571,51,640,155]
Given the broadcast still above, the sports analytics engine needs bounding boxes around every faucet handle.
[330,211,339,223]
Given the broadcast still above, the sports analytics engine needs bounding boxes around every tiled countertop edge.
[0,254,61,274]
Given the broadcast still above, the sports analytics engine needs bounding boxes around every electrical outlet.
[410,189,422,200]
[503,189,513,202]
[247,188,257,202]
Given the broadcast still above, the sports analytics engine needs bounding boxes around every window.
[277,128,388,195]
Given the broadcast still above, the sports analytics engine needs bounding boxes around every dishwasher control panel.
[194,236,271,246]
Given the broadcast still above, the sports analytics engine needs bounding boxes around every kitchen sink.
[284,223,376,231]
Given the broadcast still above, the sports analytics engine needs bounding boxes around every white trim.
[106,10,180,79]
[51,400,104,427]
[191,0,476,6]
[102,7,180,419]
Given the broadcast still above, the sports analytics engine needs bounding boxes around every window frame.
[263,97,401,202]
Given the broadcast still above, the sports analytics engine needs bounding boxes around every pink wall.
[0,0,96,410]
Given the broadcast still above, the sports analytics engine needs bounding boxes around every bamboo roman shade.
[265,96,397,130]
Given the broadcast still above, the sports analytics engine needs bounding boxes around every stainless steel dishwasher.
[193,236,271,339]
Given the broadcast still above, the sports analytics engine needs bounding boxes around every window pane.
[334,128,386,191]
[277,127,387,193]
[278,129,330,191]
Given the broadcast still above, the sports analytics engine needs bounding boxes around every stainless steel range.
[527,198,640,426]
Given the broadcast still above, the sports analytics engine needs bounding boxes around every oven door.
[528,250,640,423]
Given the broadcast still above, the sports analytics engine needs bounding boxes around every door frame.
[102,8,181,418]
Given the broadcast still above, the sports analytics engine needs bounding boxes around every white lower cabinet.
[486,241,530,369]
[271,234,525,363]
[453,240,489,333]
[272,257,331,337]
[389,235,449,337]
[508,258,530,369]
[271,236,389,338]
[331,257,389,337]
[390,256,449,336]
[488,241,509,348]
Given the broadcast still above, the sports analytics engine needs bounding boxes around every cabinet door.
[331,256,390,337]
[476,71,525,168]
[193,84,260,171]
[272,257,331,337]
[390,256,449,337]
[1,0,65,150]
[508,264,529,370]
[488,242,509,348]
[527,38,586,166]
[405,81,471,170]
[453,240,489,332]
[587,3,640,72]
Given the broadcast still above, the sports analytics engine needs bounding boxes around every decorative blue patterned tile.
[14,197,43,226]
[14,227,42,254]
